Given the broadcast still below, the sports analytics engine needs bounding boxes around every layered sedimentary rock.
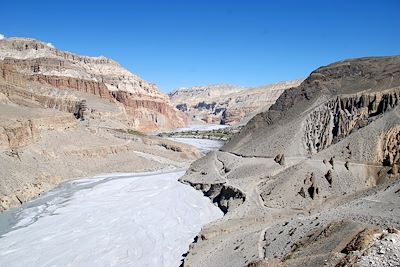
[0,38,185,132]
[180,56,400,267]
[169,81,301,125]
[0,101,201,212]
[0,37,198,212]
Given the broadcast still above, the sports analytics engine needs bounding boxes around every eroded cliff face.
[223,56,400,158]
[111,91,186,131]
[180,56,400,267]
[0,38,185,132]
[169,81,302,126]
[0,118,77,150]
[0,37,199,213]
[0,97,199,212]
[304,88,399,154]
[0,119,39,149]
[181,180,246,214]
[382,127,400,167]
[1,62,93,113]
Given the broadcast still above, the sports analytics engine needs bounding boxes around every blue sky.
[1,0,399,92]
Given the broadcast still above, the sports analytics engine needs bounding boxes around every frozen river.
[0,138,224,267]
[168,137,224,154]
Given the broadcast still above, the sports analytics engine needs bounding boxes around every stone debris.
[274,153,285,165]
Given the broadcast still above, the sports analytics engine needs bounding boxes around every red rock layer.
[0,60,186,132]
[31,74,113,100]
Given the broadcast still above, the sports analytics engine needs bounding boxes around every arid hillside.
[0,38,186,132]
[0,37,199,212]
[169,81,302,125]
[180,56,400,267]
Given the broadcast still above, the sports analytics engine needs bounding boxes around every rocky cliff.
[0,37,199,212]
[180,56,400,267]
[0,38,186,132]
[169,81,302,125]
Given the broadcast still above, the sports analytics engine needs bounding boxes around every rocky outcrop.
[0,82,80,114]
[0,119,39,149]
[382,127,400,168]
[0,36,202,213]
[221,106,257,125]
[0,38,185,132]
[31,74,113,100]
[304,89,400,154]
[0,173,65,211]
[180,180,246,214]
[180,56,400,267]
[0,105,77,150]
[2,58,112,99]
[1,62,98,114]
[1,61,173,130]
[169,81,302,126]
[223,56,400,158]
[112,91,186,131]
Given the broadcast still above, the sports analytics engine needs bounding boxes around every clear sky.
[1,0,399,92]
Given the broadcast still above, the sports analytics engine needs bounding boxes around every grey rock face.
[180,56,400,267]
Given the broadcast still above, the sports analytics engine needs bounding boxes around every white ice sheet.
[0,171,222,267]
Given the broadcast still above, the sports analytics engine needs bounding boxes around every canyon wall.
[0,37,199,212]
[169,81,302,126]
[0,38,186,132]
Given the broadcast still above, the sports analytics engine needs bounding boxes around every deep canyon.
[0,36,399,267]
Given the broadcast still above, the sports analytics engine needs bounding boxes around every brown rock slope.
[180,56,400,267]
[169,81,301,125]
[0,38,199,212]
[0,38,186,132]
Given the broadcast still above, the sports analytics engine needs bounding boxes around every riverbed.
[0,138,224,267]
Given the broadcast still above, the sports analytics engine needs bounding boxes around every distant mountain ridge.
[169,80,302,125]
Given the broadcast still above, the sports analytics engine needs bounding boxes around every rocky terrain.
[0,38,186,132]
[0,37,198,212]
[159,126,242,141]
[169,81,302,125]
[180,56,400,266]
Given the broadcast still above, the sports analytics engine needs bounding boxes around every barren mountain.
[0,38,196,212]
[169,81,302,125]
[0,38,186,132]
[180,56,400,266]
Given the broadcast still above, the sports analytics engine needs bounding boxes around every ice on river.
[174,124,229,132]
[0,170,223,267]
[168,137,224,154]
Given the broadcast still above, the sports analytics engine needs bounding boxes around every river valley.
[0,136,224,267]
